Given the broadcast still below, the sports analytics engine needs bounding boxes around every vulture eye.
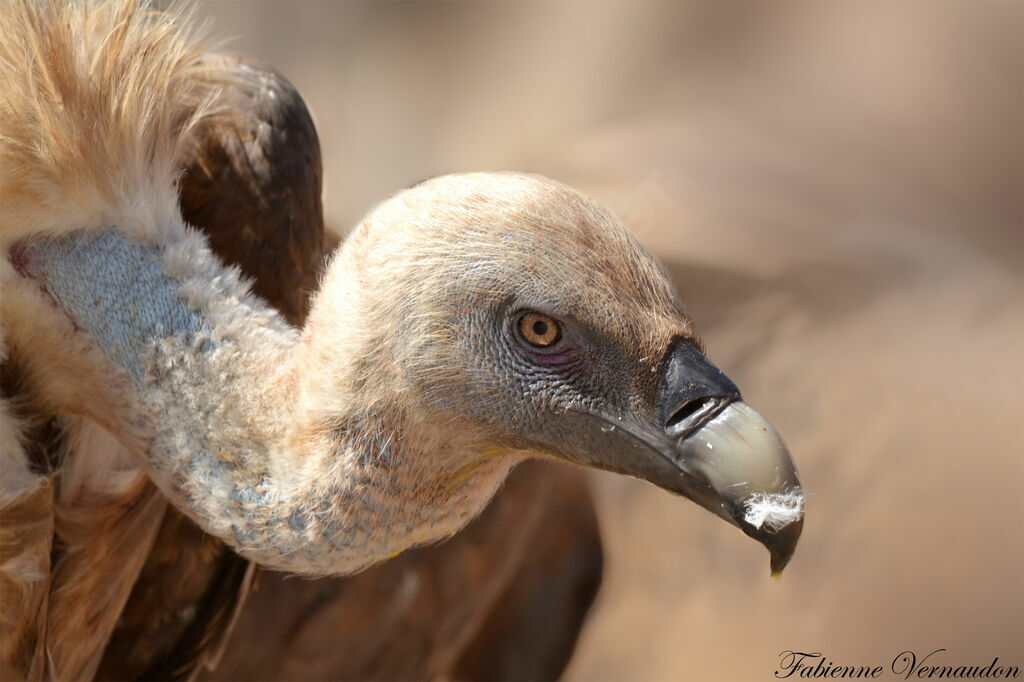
[518,312,562,348]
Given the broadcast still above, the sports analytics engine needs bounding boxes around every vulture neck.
[10,227,515,575]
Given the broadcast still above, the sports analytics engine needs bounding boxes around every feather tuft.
[742,489,805,532]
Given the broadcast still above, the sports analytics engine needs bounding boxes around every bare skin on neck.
[7,228,519,576]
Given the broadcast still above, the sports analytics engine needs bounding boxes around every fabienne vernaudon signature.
[776,650,1021,679]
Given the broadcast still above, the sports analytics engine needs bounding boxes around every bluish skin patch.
[230,476,276,507]
[18,230,209,383]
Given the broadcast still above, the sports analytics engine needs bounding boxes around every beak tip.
[765,516,804,576]
[731,484,805,576]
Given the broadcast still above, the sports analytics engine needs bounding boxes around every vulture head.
[0,0,803,592]
[304,172,804,574]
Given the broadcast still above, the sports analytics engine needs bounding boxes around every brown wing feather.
[0,472,53,681]
[0,377,52,681]
[45,447,166,680]
[177,52,325,326]
[94,508,245,681]
[453,463,604,681]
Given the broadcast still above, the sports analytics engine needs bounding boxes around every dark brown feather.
[176,53,325,327]
[452,463,603,681]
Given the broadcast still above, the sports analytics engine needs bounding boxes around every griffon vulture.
[101,51,604,682]
[0,1,804,679]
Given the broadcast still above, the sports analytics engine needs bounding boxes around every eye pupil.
[519,312,561,348]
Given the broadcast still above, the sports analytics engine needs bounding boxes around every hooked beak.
[655,344,804,575]
[660,398,804,575]
[572,344,804,575]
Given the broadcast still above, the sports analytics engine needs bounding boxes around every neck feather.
[9,227,515,575]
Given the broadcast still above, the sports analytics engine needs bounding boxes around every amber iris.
[519,312,561,347]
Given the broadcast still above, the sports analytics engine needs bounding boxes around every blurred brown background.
[196,2,1022,680]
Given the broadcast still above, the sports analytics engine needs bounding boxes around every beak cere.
[654,343,805,575]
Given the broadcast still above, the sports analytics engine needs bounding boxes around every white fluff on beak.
[742,489,805,531]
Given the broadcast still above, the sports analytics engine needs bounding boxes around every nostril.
[663,396,733,439]
[665,397,709,430]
